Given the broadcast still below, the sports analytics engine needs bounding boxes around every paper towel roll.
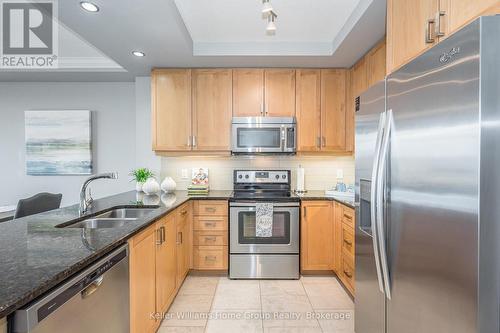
[296,166,305,192]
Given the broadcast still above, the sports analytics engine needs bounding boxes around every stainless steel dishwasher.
[12,245,129,333]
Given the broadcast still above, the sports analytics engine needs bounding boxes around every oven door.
[230,202,299,254]
[231,122,296,154]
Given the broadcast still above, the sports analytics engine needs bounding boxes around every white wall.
[0,82,137,206]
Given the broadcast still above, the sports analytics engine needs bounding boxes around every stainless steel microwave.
[231,117,296,154]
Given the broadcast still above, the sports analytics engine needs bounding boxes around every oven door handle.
[229,202,300,208]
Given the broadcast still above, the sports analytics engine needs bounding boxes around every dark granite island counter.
[0,190,231,319]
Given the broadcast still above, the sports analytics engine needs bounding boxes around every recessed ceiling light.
[132,51,145,57]
[80,2,99,12]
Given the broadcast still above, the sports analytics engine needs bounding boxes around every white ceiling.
[175,0,364,56]
[1,0,386,82]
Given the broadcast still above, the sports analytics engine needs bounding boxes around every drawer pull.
[156,228,162,245]
[205,207,217,212]
[343,239,353,246]
[204,222,217,227]
[180,210,188,215]
[344,270,353,278]
[177,232,183,245]
[205,255,217,261]
[343,213,352,220]
[205,236,217,242]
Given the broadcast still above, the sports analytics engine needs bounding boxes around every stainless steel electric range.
[229,170,300,279]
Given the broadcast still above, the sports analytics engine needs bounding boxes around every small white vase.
[143,178,160,195]
[161,176,176,193]
[135,181,144,192]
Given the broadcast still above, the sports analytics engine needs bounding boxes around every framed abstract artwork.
[25,110,93,175]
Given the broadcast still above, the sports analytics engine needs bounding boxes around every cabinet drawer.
[341,205,355,228]
[193,246,228,270]
[194,216,228,231]
[194,231,228,246]
[341,257,355,293]
[341,224,355,257]
[194,200,228,216]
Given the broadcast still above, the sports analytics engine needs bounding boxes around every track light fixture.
[262,0,273,15]
[266,10,277,34]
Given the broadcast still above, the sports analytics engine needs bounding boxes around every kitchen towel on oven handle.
[255,202,273,237]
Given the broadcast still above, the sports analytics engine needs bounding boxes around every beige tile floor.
[158,275,354,333]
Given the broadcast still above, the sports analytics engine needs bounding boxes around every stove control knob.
[275,175,280,179]
[245,174,249,179]
[238,175,243,179]
[282,174,286,179]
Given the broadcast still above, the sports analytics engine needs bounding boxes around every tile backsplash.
[160,155,354,191]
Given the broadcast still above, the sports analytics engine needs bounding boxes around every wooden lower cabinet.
[129,204,192,333]
[192,200,229,271]
[301,200,355,296]
[129,224,158,333]
[176,202,192,288]
[301,201,334,271]
[156,214,177,316]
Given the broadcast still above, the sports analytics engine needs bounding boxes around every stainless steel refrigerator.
[355,16,500,333]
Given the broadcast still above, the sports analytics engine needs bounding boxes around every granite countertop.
[0,190,231,319]
[0,188,354,319]
[294,190,355,208]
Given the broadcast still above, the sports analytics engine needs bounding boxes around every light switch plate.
[181,169,188,179]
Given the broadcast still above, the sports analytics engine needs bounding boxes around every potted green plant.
[130,168,154,192]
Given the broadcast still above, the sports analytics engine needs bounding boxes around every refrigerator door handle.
[370,111,386,295]
[377,109,393,300]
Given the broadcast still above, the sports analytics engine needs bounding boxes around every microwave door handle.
[280,126,286,152]
[377,109,393,300]
[371,111,386,295]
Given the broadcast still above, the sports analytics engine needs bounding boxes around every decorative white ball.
[142,178,160,195]
[161,176,176,193]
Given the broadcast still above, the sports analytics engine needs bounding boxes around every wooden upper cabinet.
[440,0,499,36]
[264,69,296,117]
[296,69,321,152]
[192,69,232,151]
[366,40,387,87]
[233,69,264,117]
[321,69,346,152]
[301,201,333,271]
[387,0,439,73]
[152,69,192,151]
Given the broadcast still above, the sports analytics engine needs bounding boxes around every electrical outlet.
[181,169,188,179]
[336,169,344,179]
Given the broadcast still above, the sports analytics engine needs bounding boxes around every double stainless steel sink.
[61,207,159,229]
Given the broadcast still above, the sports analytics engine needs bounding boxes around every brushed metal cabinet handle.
[156,228,162,245]
[343,239,353,246]
[322,136,326,147]
[205,207,216,212]
[344,270,353,278]
[205,255,217,261]
[425,18,436,44]
[435,11,446,37]
[161,226,166,244]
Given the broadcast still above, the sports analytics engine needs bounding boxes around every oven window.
[238,211,290,244]
[237,128,281,148]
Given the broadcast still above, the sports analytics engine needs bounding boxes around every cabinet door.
[387,0,439,73]
[233,69,264,117]
[152,69,192,151]
[321,69,346,152]
[366,40,386,87]
[155,214,177,314]
[301,201,333,271]
[296,69,321,152]
[129,227,157,333]
[192,69,232,151]
[264,69,296,117]
[333,202,343,273]
[176,204,191,287]
[440,0,499,37]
